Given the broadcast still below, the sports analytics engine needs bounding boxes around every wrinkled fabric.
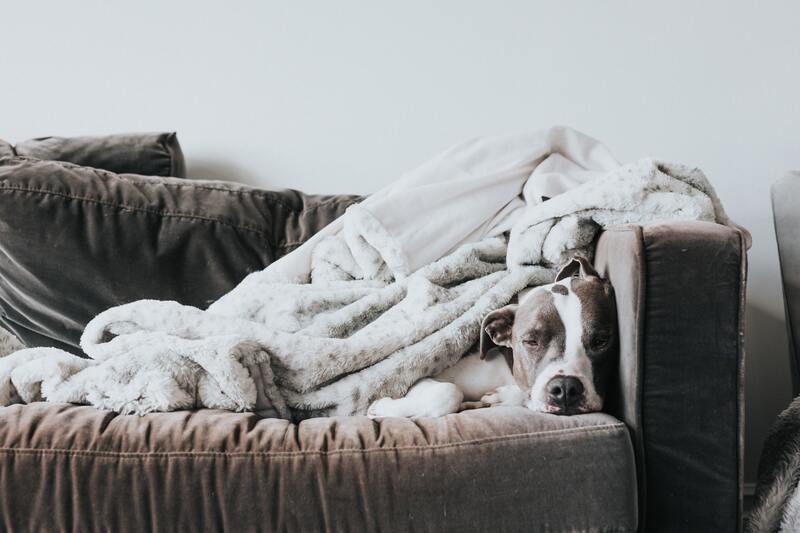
[0,156,360,351]
[0,139,13,158]
[0,128,738,419]
[747,395,800,532]
[264,126,622,281]
[0,403,637,532]
[12,132,186,177]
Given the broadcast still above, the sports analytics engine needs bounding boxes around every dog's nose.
[546,376,585,409]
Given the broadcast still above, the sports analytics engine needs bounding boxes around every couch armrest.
[594,221,747,533]
[0,156,360,351]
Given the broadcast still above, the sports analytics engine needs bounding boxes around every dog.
[367,256,617,418]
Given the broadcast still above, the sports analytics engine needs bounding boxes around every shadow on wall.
[745,302,793,482]
[187,158,265,187]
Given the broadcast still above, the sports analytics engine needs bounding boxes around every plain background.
[1,1,798,487]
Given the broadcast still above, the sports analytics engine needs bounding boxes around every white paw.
[480,385,527,408]
[367,397,394,419]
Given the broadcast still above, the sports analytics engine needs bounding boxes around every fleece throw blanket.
[747,396,800,532]
[0,126,736,419]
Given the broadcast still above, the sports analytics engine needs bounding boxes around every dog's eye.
[590,336,610,350]
[523,337,540,348]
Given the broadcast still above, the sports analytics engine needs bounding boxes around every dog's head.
[480,256,617,415]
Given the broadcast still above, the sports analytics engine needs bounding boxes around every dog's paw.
[367,397,394,419]
[459,400,489,411]
[480,385,527,407]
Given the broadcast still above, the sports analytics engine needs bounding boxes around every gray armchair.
[745,173,800,530]
[772,172,800,393]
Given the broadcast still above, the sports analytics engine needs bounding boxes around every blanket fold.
[0,126,740,418]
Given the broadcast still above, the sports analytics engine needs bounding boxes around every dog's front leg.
[367,378,464,418]
[458,400,490,411]
[480,385,527,408]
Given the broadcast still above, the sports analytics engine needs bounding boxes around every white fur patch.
[367,378,463,418]
[480,385,527,407]
[435,352,514,401]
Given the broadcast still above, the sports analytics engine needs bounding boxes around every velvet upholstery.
[595,221,747,532]
[12,132,187,178]
[0,403,636,532]
[0,156,359,352]
[0,140,13,158]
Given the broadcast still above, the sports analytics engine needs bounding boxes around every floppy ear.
[555,255,599,281]
[479,304,517,360]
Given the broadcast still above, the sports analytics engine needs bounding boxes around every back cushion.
[13,132,186,177]
[0,156,360,352]
[0,139,13,158]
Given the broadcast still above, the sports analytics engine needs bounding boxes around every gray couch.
[0,134,748,531]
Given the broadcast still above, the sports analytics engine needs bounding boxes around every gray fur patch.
[551,284,568,295]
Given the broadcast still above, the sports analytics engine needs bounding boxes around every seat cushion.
[0,403,636,532]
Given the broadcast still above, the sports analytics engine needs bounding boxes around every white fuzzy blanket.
[746,396,800,532]
[0,127,733,418]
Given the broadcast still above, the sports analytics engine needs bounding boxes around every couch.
[0,134,748,532]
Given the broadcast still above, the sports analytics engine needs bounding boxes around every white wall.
[2,1,798,484]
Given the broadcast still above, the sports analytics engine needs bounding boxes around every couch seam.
[162,132,177,177]
[0,183,274,239]
[0,422,627,459]
[630,224,647,532]
[119,179,359,213]
[735,226,748,532]
[158,133,172,177]
[5,155,360,213]
[0,184,334,250]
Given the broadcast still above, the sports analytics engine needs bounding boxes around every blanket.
[747,396,800,532]
[0,126,734,419]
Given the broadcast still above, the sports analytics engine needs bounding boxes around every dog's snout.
[546,376,585,410]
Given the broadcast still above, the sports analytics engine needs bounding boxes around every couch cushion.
[0,156,360,351]
[0,403,636,532]
[13,132,187,177]
[0,139,13,158]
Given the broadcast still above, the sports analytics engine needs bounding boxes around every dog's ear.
[555,256,599,281]
[480,304,517,360]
